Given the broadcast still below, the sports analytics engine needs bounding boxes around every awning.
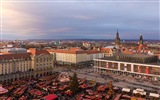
[149,93,160,98]
[136,88,144,92]
[133,90,146,96]
[122,88,130,92]
[43,94,58,100]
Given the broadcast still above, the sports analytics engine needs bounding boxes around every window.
[40,58,42,62]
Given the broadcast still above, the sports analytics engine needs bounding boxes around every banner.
[146,67,149,74]
[106,62,108,68]
[138,66,141,73]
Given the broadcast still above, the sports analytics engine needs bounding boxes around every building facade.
[47,48,104,67]
[0,48,54,82]
[93,54,160,80]
[0,53,32,82]
[28,48,54,78]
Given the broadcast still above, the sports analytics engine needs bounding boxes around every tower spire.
[115,29,120,49]
[139,32,143,44]
[116,29,119,37]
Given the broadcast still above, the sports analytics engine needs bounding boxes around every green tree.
[70,72,79,94]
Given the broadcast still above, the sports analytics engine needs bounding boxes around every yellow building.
[28,48,54,77]
[0,48,54,82]
[0,53,32,82]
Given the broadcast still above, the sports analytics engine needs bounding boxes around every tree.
[69,72,79,94]
[107,81,114,96]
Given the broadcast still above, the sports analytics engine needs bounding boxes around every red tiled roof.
[101,48,111,53]
[86,50,102,54]
[43,94,58,100]
[69,47,82,51]
[0,53,31,61]
[47,49,102,54]
[28,48,50,55]
[47,49,85,54]
[122,51,134,54]
[138,44,148,51]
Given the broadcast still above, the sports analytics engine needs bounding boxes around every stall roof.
[43,94,58,100]
[136,88,144,92]
[133,90,146,96]
[122,88,130,92]
[149,93,160,98]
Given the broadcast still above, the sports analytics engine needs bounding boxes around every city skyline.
[1,0,160,40]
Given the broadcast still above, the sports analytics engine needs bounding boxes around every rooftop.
[0,53,31,61]
[99,57,160,66]
[97,53,159,65]
[116,53,154,58]
[47,49,102,54]
[28,48,50,55]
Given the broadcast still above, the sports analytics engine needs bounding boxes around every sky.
[1,0,160,40]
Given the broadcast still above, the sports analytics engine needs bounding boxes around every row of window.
[36,63,52,66]
[1,66,30,75]
[36,57,52,63]
[1,61,30,66]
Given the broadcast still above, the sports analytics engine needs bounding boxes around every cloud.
[50,28,73,33]
[1,2,159,40]
[70,15,92,20]
[2,3,45,38]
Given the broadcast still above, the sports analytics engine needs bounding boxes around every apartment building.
[0,53,32,82]
[0,48,54,82]
[28,48,54,77]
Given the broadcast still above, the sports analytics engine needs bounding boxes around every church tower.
[139,33,143,44]
[115,29,121,49]
[138,33,145,51]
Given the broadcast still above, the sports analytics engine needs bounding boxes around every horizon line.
[1,38,160,41]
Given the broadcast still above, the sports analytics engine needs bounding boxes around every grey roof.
[116,53,154,58]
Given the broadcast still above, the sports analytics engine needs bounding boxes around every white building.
[47,48,104,67]
[93,54,160,80]
[83,42,91,48]
[0,48,27,54]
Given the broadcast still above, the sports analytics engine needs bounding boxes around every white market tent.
[149,93,160,98]
[133,88,146,96]
[136,88,144,92]
[122,88,130,93]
